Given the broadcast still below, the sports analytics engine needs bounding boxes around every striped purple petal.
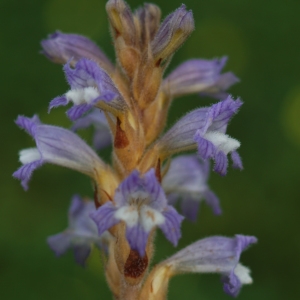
[159,205,184,246]
[126,223,149,257]
[90,201,119,236]
[47,232,73,257]
[48,96,68,112]
[67,103,93,121]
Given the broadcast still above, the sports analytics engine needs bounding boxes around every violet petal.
[163,57,238,99]
[47,233,73,257]
[73,245,92,267]
[126,223,149,257]
[231,151,243,170]
[41,31,113,71]
[90,202,119,236]
[159,205,184,246]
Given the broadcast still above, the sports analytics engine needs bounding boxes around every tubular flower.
[48,195,113,266]
[49,58,127,120]
[163,56,239,99]
[90,169,184,256]
[14,0,257,299]
[162,155,221,221]
[13,115,107,190]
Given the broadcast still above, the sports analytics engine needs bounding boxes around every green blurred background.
[1,0,300,299]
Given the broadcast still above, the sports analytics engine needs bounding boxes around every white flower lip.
[66,86,100,105]
[204,131,240,154]
[234,263,253,285]
[19,148,41,164]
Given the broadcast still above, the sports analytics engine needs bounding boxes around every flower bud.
[106,0,140,78]
[135,3,161,48]
[151,5,194,65]
[106,0,136,45]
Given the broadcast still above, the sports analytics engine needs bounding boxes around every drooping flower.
[41,31,114,73]
[157,96,243,175]
[13,115,107,190]
[163,56,239,100]
[48,195,112,266]
[90,169,184,256]
[162,155,221,221]
[142,235,257,298]
[49,58,127,120]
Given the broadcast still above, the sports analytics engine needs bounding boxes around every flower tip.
[219,55,228,66]
[21,181,29,191]
[48,96,68,113]
[236,235,258,253]
[40,33,64,63]
[235,97,243,107]
[12,169,28,190]
[231,151,243,170]
[15,115,40,136]
[214,207,222,216]
[137,247,146,258]
[180,10,195,30]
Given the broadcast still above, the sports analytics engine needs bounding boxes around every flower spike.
[15,1,257,298]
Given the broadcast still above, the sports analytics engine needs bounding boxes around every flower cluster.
[14,1,256,299]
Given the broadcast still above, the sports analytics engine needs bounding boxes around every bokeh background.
[1,0,300,299]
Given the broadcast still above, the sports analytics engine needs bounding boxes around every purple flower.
[71,109,112,150]
[162,155,221,221]
[41,31,114,72]
[163,235,257,297]
[47,195,112,266]
[163,56,239,99]
[157,96,243,175]
[49,58,126,120]
[13,115,105,190]
[90,169,184,256]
